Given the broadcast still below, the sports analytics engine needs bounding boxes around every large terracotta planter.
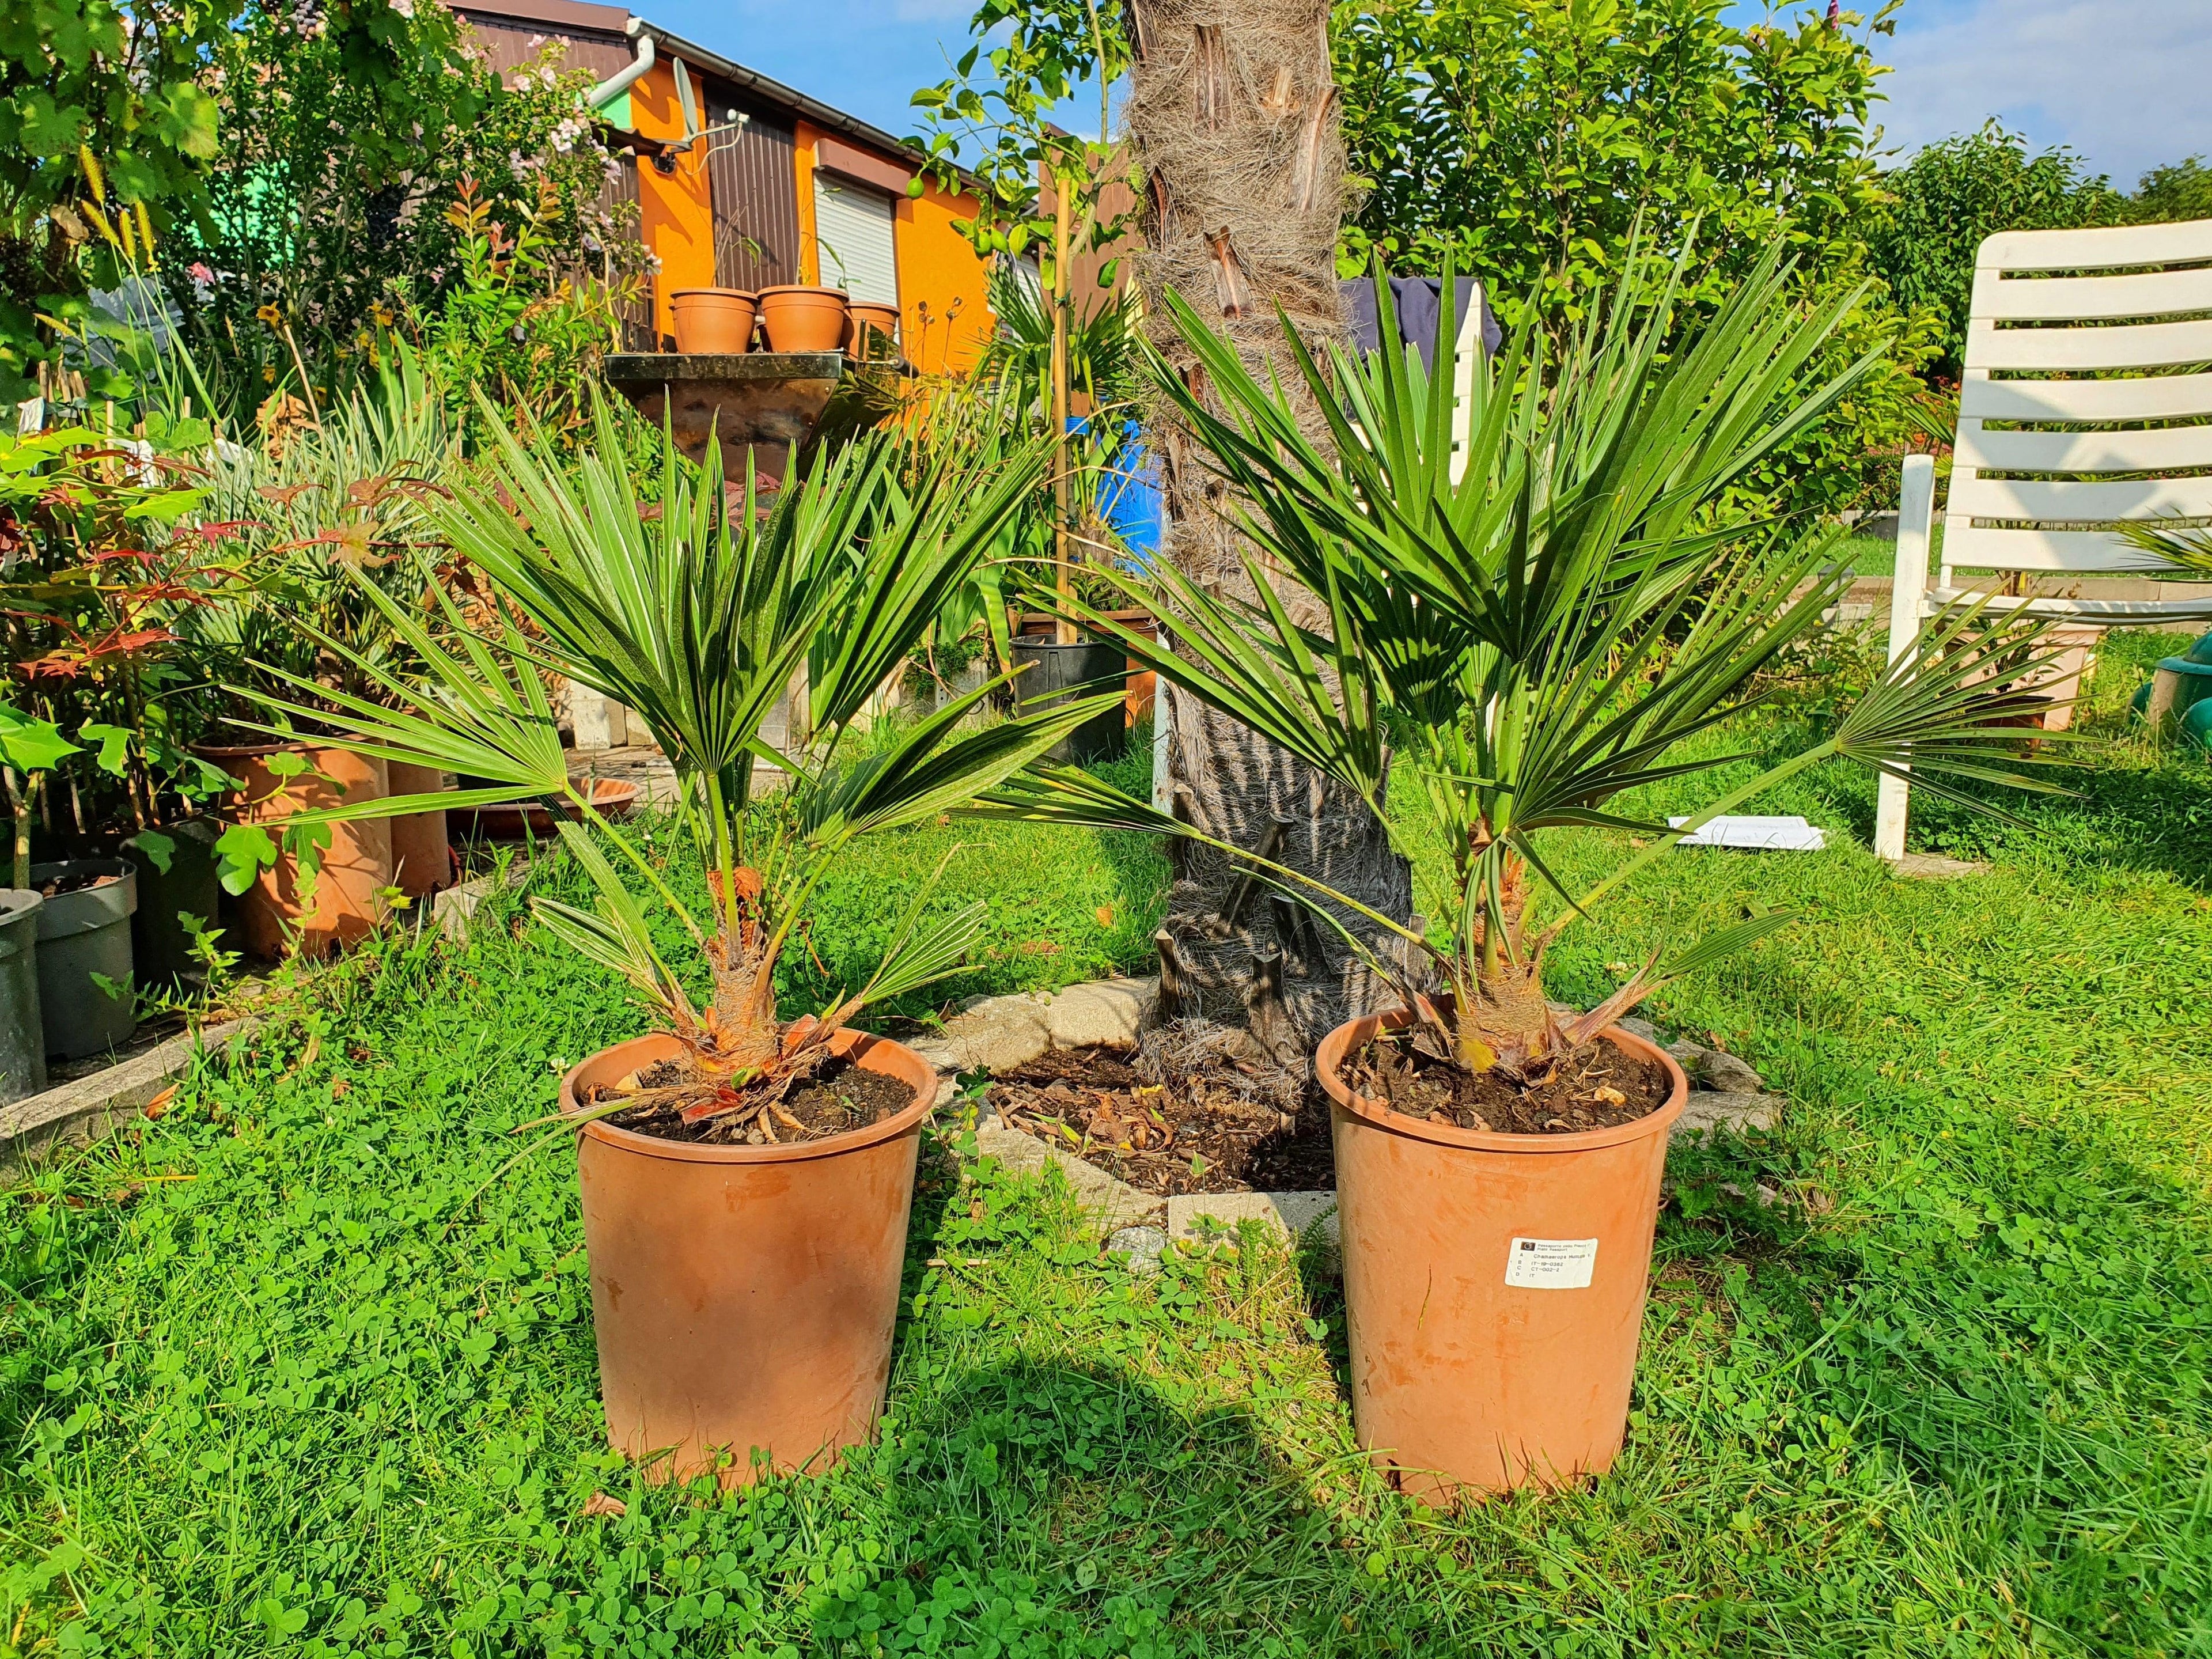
[669,288,757,355]
[201,743,393,960]
[1317,1008,1687,1500]
[559,1027,936,1487]
[757,285,850,354]
[384,760,452,900]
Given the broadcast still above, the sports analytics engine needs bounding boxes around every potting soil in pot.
[1349,1032,1671,1134]
[988,1044,1335,1195]
[583,1051,917,1145]
[35,866,123,899]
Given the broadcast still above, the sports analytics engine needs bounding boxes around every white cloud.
[1872,0,2212,186]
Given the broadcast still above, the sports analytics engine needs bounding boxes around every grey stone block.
[1695,1049,1765,1094]
[1167,1189,1339,1249]
[974,1118,1162,1231]
[1106,1225,1168,1272]
[1672,1090,1783,1141]
[1043,977,1156,1048]
[1893,852,1989,880]
[935,996,1052,1073]
[432,859,530,941]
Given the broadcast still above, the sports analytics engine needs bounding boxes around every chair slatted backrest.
[1944,216,2212,586]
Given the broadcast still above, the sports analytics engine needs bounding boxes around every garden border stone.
[0,1016,258,1183]
[1,859,523,1184]
[936,980,1788,1239]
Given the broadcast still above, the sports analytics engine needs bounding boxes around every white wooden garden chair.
[1874,217,2212,860]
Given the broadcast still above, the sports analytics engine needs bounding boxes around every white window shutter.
[812,173,899,306]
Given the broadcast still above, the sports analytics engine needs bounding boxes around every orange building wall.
[626,71,992,371]
[629,58,715,344]
[895,179,994,376]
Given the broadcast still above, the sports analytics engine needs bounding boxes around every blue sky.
[639,0,2210,189]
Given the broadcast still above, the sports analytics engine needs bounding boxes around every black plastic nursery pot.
[0,889,46,1104]
[29,858,139,1061]
[124,819,224,991]
[1011,639,1127,765]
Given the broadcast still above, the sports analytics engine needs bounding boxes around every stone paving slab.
[913,977,1158,1076]
[1895,852,1990,880]
[1166,1189,1339,1249]
[973,1116,1163,1231]
[1673,1090,1785,1141]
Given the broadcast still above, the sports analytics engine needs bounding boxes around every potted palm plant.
[243,399,1108,1486]
[991,249,2078,1497]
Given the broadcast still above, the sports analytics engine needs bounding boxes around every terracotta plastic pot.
[0,890,47,1105]
[1317,1008,1687,1500]
[757,285,850,354]
[202,743,393,960]
[385,760,452,900]
[845,300,900,360]
[560,1027,936,1487]
[669,288,757,355]
[29,858,138,1060]
[463,777,639,841]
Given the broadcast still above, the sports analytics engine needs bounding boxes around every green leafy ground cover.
[4,642,2210,1657]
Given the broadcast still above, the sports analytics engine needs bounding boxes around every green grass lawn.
[4,638,2210,1657]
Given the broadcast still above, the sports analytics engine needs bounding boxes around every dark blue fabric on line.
[1339,276,1501,371]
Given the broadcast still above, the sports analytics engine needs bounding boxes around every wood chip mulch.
[987,1046,1334,1196]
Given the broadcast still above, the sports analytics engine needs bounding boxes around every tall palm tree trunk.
[1125,0,1415,1067]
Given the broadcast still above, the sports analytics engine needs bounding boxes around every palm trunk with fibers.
[1125,0,1415,1067]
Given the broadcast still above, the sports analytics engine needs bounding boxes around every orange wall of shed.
[624,71,994,372]
[793,120,823,286]
[630,59,714,343]
[895,179,994,376]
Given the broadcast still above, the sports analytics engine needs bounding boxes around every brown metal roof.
[445,0,981,193]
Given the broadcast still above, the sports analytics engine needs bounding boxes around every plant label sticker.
[1505,1237,1599,1289]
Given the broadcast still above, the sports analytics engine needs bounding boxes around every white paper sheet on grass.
[1668,815,1827,851]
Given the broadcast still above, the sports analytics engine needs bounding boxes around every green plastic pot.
[2183,698,2212,755]
[124,819,223,991]
[0,889,46,1105]
[1010,639,1127,764]
[29,858,139,1061]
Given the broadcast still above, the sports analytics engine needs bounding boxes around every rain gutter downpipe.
[586,18,654,113]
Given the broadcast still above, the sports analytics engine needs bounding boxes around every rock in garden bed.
[930,976,1787,1247]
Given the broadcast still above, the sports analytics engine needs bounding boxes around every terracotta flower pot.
[1317,1007,1688,1500]
[384,760,452,900]
[200,743,393,960]
[560,1027,937,1487]
[845,300,900,360]
[463,777,639,841]
[757,285,850,354]
[669,288,757,355]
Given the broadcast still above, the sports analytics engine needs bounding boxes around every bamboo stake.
[1051,165,1077,646]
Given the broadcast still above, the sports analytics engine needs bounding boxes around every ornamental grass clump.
[246,399,1113,1138]
[999,247,2080,1096]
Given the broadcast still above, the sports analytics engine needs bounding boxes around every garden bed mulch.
[987,1045,1334,1196]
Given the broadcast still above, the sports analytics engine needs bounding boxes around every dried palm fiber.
[1126,0,1417,1074]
